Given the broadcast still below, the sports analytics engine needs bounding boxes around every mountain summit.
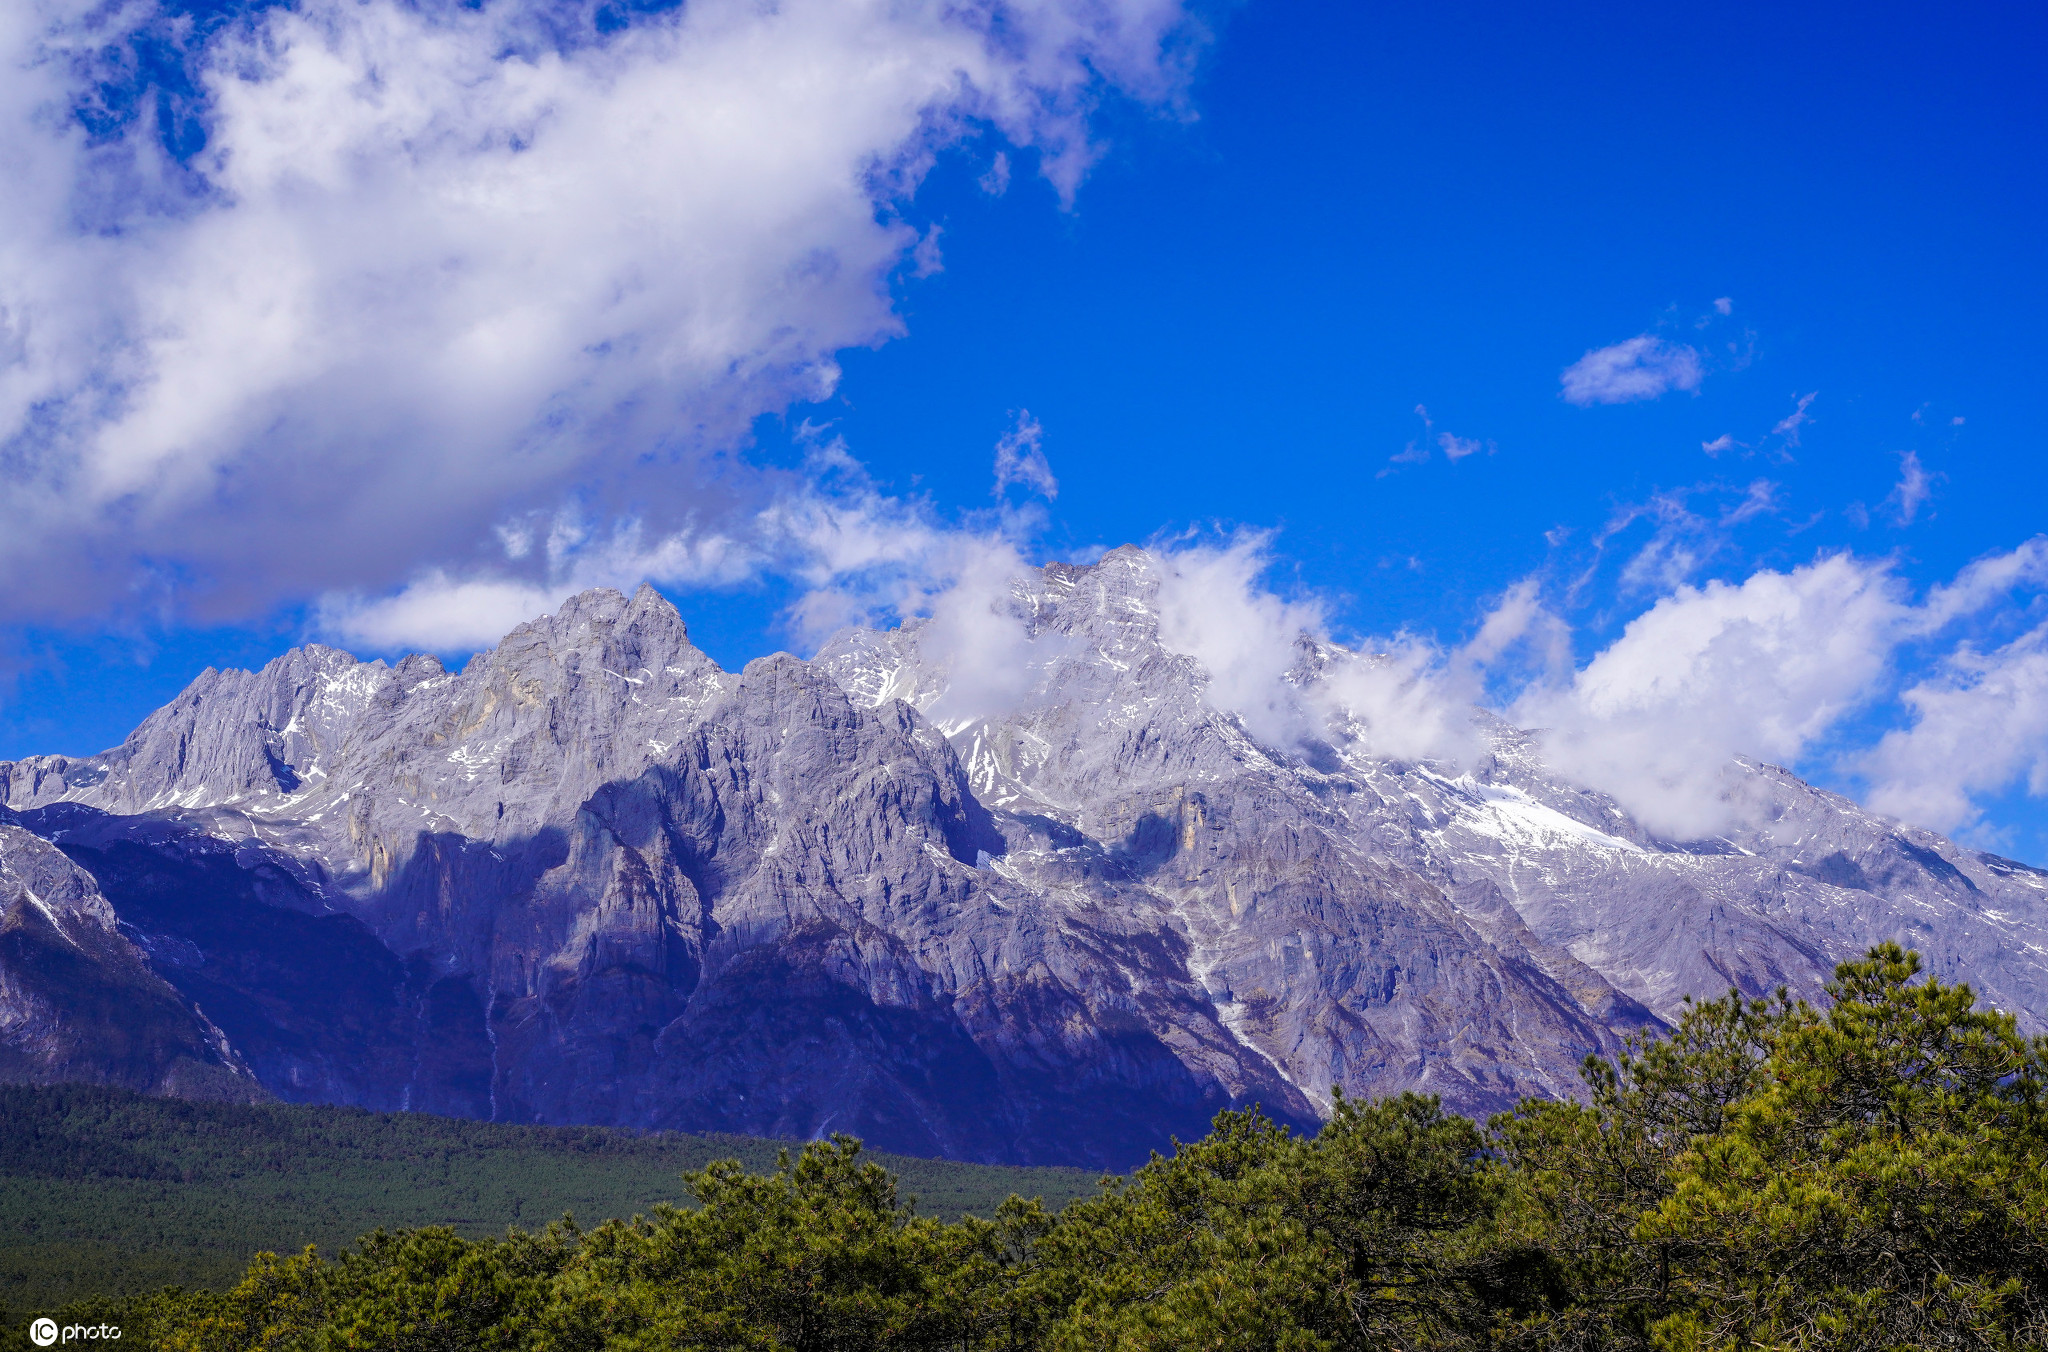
[5,553,2046,1167]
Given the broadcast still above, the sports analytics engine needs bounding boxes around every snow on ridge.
[1455,780,1645,854]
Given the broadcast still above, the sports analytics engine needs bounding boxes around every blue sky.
[3,0,2047,856]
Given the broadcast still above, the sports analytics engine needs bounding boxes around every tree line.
[0,1083,1098,1310]
[9,943,2046,1350]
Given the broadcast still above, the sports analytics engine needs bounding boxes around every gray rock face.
[0,810,262,1100]
[4,553,2047,1165]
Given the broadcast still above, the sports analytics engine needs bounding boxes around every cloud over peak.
[1132,535,2048,845]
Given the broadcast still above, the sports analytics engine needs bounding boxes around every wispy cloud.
[993,412,1058,499]
[1887,450,1936,525]
[1700,392,1820,463]
[1381,404,1492,474]
[1560,335,1706,406]
[1571,479,1781,604]
[1771,391,1819,449]
[979,151,1013,197]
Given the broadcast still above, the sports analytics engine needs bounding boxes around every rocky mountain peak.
[5,566,2048,1166]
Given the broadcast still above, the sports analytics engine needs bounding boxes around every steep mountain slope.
[0,811,261,1101]
[3,551,2046,1166]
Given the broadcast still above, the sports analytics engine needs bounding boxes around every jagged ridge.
[3,552,2046,1167]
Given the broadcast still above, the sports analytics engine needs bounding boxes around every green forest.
[0,1088,1096,1313]
[6,943,2046,1350]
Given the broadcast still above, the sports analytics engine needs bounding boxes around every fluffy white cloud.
[1313,641,1483,765]
[1560,334,1705,406]
[1153,538,1327,748]
[1150,540,1544,765]
[321,575,586,653]
[915,543,1059,726]
[0,0,1195,626]
[1514,556,1909,837]
[1511,541,2048,837]
[1862,623,2048,834]
[1136,534,2048,844]
[317,516,756,650]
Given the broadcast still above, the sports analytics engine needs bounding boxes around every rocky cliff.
[0,809,262,1101]
[4,550,2046,1166]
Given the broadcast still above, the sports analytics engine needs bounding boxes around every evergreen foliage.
[6,944,2045,1350]
[0,1089,1099,1311]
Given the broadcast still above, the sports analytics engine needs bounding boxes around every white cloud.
[1133,532,2048,844]
[989,532,2048,841]
[320,575,578,652]
[0,0,1196,625]
[1560,335,1705,406]
[1723,479,1778,526]
[323,439,1078,726]
[1153,537,1327,748]
[916,543,1056,725]
[1515,540,2048,838]
[911,226,946,280]
[318,515,756,650]
[1862,623,2048,834]
[1713,297,1734,316]
[1307,582,1567,767]
[1589,481,1778,602]
[1149,541,1543,766]
[1458,577,1574,680]
[1910,536,2048,633]
[762,464,1063,724]
[1314,641,1481,765]
[1515,556,1909,837]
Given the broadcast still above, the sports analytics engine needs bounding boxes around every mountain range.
[5,547,2047,1168]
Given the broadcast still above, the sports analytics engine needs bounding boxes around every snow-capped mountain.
[4,547,2046,1167]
